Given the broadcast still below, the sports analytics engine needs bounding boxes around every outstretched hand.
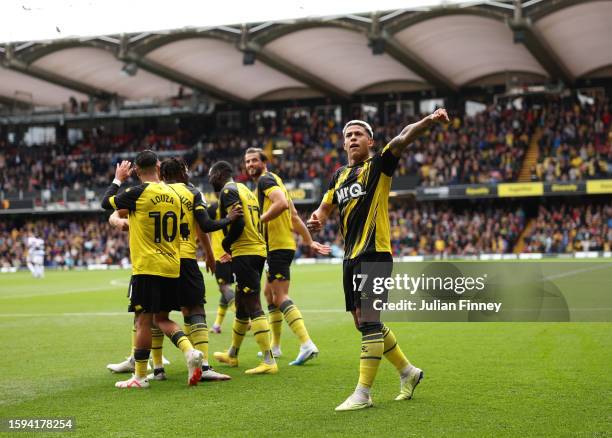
[430,108,450,124]
[115,160,132,183]
[310,241,331,256]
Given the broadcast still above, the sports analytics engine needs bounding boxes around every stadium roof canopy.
[1,0,611,107]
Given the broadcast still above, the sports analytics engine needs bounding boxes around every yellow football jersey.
[322,143,399,260]
[168,182,207,260]
[256,172,296,251]
[108,182,181,277]
[219,182,266,257]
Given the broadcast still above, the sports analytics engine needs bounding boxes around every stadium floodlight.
[242,49,256,66]
[120,62,138,77]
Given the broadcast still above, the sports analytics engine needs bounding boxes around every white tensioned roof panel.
[33,47,183,100]
[535,1,612,78]
[146,38,307,101]
[0,66,87,106]
[395,15,547,86]
[264,27,425,94]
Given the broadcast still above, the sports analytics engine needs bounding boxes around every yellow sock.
[382,325,410,371]
[250,315,272,356]
[170,330,193,354]
[358,331,384,388]
[185,315,209,364]
[133,349,150,379]
[151,327,164,368]
[268,305,283,347]
[280,300,310,344]
[130,324,137,357]
[214,305,228,327]
[230,317,249,355]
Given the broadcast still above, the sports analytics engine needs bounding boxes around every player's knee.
[152,313,169,326]
[242,293,263,319]
[136,315,152,330]
[276,295,291,309]
[235,310,249,320]
[359,321,383,335]
[220,285,234,305]
[234,295,249,320]
[263,289,274,306]
[350,309,360,331]
[184,313,206,325]
[250,308,265,319]
[248,301,263,319]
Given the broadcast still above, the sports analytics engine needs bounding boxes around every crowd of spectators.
[387,202,525,256]
[532,96,612,181]
[0,129,193,193]
[1,99,551,195]
[403,106,531,186]
[0,203,526,269]
[0,216,129,269]
[523,202,612,253]
[193,105,532,186]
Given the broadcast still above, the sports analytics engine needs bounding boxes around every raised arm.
[387,108,449,157]
[101,161,132,210]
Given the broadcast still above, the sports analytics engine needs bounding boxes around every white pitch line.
[0,284,125,300]
[109,279,130,287]
[543,263,612,281]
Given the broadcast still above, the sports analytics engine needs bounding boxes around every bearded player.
[307,109,449,410]
[244,147,330,365]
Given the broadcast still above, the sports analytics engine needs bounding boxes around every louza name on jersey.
[336,182,367,204]
[150,194,175,205]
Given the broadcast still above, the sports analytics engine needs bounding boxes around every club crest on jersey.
[336,182,366,204]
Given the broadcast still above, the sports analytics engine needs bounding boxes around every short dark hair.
[209,161,233,179]
[134,150,158,171]
[160,157,188,184]
[244,147,268,162]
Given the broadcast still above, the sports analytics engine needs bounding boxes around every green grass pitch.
[0,265,610,437]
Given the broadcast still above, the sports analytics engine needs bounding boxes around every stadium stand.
[532,96,612,181]
[1,103,544,192]
[522,201,612,253]
[0,216,129,269]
